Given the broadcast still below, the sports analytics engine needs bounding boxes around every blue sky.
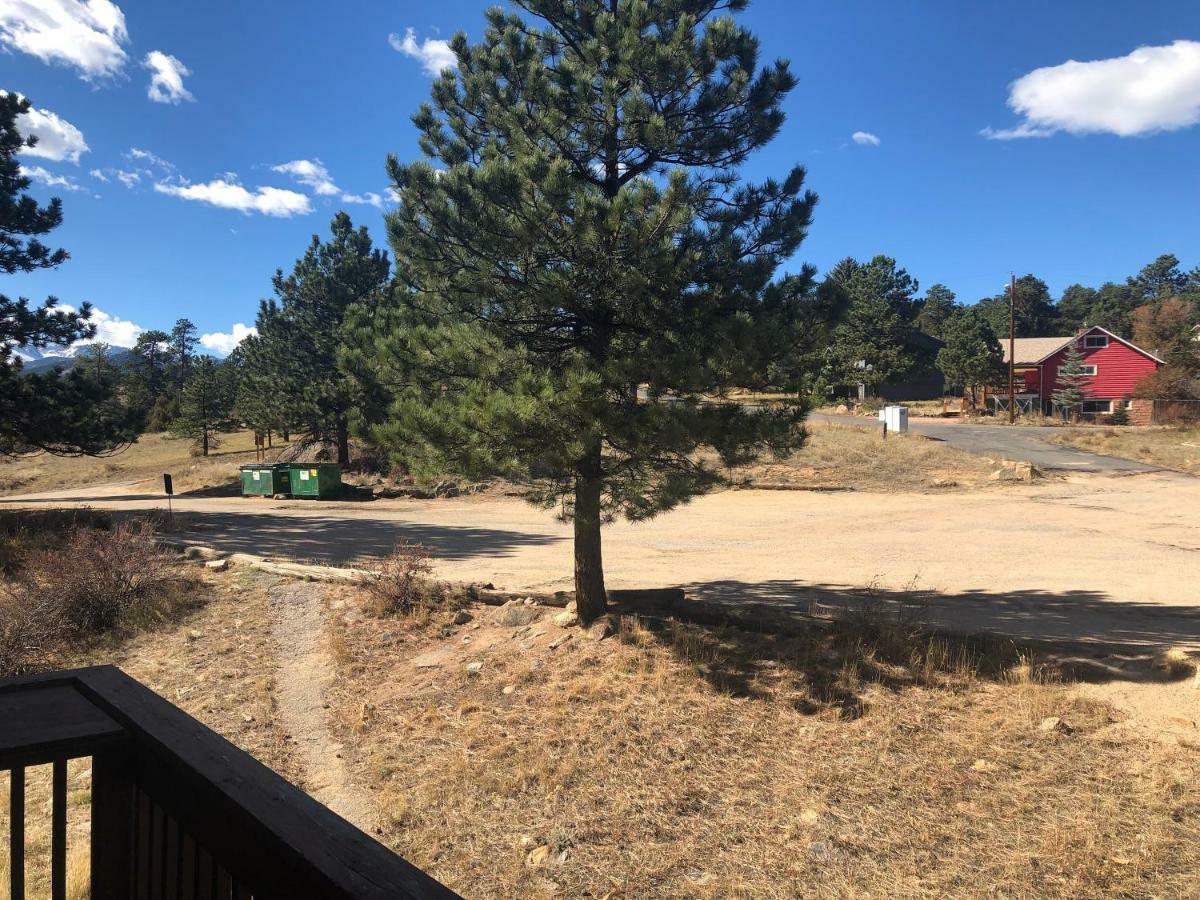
[4,0,1200,353]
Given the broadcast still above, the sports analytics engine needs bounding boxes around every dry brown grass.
[0,429,289,496]
[1050,425,1200,475]
[326,602,1199,899]
[0,566,299,898]
[730,422,998,491]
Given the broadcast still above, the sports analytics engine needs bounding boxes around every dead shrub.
[2,521,189,665]
[36,522,183,633]
[363,543,445,618]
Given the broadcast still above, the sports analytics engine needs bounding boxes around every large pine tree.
[358,0,819,621]
[242,213,389,465]
[0,92,136,456]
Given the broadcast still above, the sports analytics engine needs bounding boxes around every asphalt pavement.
[809,413,1158,473]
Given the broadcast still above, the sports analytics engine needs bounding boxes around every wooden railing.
[1,666,460,899]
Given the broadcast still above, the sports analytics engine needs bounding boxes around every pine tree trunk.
[573,439,607,623]
[201,426,209,457]
[336,418,350,467]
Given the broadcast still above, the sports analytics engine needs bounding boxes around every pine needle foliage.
[357,0,821,619]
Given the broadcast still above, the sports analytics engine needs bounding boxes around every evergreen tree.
[976,274,1059,338]
[0,92,136,456]
[243,212,389,464]
[169,318,198,385]
[1051,343,1090,417]
[916,284,959,339]
[1056,284,1096,332]
[828,256,920,389]
[359,0,818,621]
[171,357,236,456]
[1129,254,1187,303]
[1085,282,1137,337]
[936,308,1003,407]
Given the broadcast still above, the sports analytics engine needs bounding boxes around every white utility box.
[881,405,909,433]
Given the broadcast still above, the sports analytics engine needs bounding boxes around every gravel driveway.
[810,414,1157,473]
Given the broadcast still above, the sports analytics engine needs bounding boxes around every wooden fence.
[1,666,460,900]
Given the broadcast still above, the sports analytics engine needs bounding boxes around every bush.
[363,543,444,617]
[0,520,188,674]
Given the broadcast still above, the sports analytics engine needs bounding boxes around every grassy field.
[0,430,288,496]
[1,524,1196,899]
[733,421,1000,491]
[0,421,1006,500]
[328,596,1199,899]
[1049,426,1200,475]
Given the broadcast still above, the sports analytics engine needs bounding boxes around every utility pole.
[1008,271,1016,424]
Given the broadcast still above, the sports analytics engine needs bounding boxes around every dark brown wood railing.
[1,666,460,899]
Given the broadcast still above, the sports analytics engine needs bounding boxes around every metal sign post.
[163,473,174,528]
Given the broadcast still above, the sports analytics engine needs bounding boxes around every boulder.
[204,558,229,572]
[553,610,579,628]
[451,610,474,625]
[588,615,616,642]
[496,600,542,627]
[1038,716,1073,734]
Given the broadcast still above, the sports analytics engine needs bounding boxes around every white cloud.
[90,166,143,187]
[851,131,880,146]
[126,147,175,171]
[154,177,313,217]
[983,40,1200,139]
[20,163,85,191]
[272,158,339,196]
[199,323,256,355]
[54,304,143,349]
[85,306,142,347]
[13,102,89,163]
[340,191,383,208]
[388,28,457,76]
[0,0,128,80]
[143,50,194,104]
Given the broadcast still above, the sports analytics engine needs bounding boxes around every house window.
[1084,335,1109,349]
[1081,399,1112,414]
[1078,364,1097,376]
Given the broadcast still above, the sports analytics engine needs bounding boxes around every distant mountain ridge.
[13,345,138,375]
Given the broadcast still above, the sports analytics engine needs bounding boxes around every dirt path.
[266,578,376,830]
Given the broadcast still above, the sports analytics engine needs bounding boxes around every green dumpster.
[287,463,342,499]
[240,464,290,497]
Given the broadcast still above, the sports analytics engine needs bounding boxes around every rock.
[433,479,460,498]
[970,759,998,773]
[564,599,578,615]
[526,845,553,867]
[1039,716,1073,734]
[808,841,830,862]
[1013,462,1044,481]
[1153,647,1196,677]
[988,467,1021,482]
[466,661,483,675]
[553,610,579,628]
[452,610,473,625]
[799,808,820,825]
[502,685,516,695]
[548,633,573,651]
[497,601,542,627]
[413,653,443,669]
[588,615,616,642]
[187,629,203,641]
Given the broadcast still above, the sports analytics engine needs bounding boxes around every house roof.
[1001,326,1166,366]
[1002,337,1072,366]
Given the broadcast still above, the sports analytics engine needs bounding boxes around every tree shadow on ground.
[616,579,1198,717]
[161,510,565,564]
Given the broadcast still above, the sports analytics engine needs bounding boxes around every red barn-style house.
[999,325,1163,417]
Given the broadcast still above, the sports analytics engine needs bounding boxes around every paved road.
[810,414,1157,473]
